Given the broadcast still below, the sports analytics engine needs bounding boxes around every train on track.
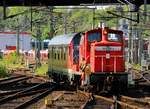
[48,27,128,93]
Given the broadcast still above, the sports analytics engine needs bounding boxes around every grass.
[35,64,48,76]
[0,64,8,78]
[0,51,48,77]
[6,53,24,67]
[0,52,25,77]
[132,64,141,70]
[125,62,141,70]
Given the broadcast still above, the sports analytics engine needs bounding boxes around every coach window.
[58,52,60,60]
[88,32,101,42]
[63,47,66,60]
[51,47,54,58]
[48,52,50,59]
[49,48,51,59]
[64,53,66,60]
[61,48,63,59]
[108,33,122,42]
[54,52,57,59]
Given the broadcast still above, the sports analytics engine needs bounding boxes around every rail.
[0,82,51,105]
[132,69,150,85]
[14,85,55,109]
[0,75,25,83]
[78,90,150,109]
[45,90,88,109]
[0,76,31,86]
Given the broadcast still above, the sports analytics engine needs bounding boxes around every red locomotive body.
[86,28,125,73]
[48,27,128,93]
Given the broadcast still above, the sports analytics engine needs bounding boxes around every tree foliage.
[2,5,150,39]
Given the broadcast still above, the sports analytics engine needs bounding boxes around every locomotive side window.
[73,33,81,64]
[80,35,84,45]
[108,33,122,42]
[88,32,101,42]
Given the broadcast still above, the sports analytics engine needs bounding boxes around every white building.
[0,32,32,51]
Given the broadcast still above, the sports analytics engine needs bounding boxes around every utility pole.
[133,25,138,64]
[16,18,20,56]
[138,0,147,65]
[128,9,132,63]
[144,0,147,23]
[131,12,135,64]
[35,24,41,68]
[138,26,142,65]
[92,8,95,29]
[49,7,54,38]
[64,15,67,34]
[116,5,123,29]
[16,26,20,56]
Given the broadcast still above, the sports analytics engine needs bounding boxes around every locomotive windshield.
[88,32,101,42]
[108,33,122,42]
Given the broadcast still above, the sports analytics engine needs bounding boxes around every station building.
[0,32,32,51]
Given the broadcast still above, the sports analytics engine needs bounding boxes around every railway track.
[0,75,39,93]
[78,90,150,109]
[118,95,150,109]
[0,75,25,82]
[131,69,150,85]
[78,90,114,109]
[41,91,89,109]
[0,74,58,109]
[0,75,31,87]
[0,69,150,109]
[0,82,56,109]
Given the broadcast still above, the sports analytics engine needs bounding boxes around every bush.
[0,64,8,78]
[133,64,141,70]
[4,52,18,64]
[35,64,48,76]
[0,52,24,69]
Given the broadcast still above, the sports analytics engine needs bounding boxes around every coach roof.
[48,33,77,46]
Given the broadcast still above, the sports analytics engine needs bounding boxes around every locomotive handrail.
[101,56,104,72]
[114,56,116,73]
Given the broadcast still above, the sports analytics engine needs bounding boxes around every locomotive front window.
[108,33,122,42]
[88,32,101,42]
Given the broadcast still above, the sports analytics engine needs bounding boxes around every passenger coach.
[48,27,128,93]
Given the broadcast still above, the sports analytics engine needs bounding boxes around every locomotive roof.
[48,33,77,46]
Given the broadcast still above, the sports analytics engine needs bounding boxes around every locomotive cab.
[79,27,128,93]
[90,28,125,73]
[79,27,125,73]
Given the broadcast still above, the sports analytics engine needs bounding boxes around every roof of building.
[48,33,77,46]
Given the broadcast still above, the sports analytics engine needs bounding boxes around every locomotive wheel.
[98,77,120,95]
[111,78,120,95]
[92,81,105,94]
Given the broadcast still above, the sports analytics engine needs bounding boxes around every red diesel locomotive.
[48,27,128,92]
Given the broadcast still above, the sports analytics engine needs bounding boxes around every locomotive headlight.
[95,46,121,51]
